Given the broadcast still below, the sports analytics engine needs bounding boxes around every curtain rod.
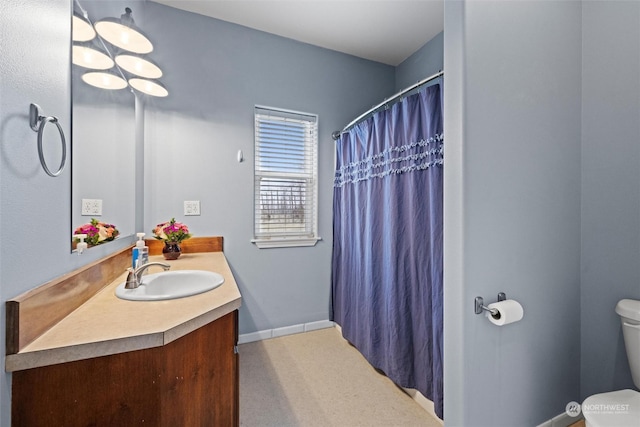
[332,70,443,140]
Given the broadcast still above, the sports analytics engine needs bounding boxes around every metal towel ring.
[29,103,67,177]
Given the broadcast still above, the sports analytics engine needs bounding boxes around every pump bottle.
[132,232,148,268]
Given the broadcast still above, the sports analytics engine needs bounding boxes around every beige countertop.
[5,252,242,372]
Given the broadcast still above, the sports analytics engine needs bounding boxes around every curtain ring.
[29,103,67,177]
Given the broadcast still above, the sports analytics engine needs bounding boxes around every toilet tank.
[616,299,640,389]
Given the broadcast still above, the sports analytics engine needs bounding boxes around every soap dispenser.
[75,234,87,255]
[133,232,149,268]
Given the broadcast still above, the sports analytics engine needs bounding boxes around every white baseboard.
[536,411,583,427]
[304,319,336,332]
[237,330,272,344]
[272,324,304,338]
[238,320,335,344]
[402,387,444,425]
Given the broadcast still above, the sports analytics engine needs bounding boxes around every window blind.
[254,106,318,244]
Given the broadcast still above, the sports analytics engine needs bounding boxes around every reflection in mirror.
[71,0,166,252]
[71,0,136,251]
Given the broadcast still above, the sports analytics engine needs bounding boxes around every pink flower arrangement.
[153,218,191,243]
[74,218,119,246]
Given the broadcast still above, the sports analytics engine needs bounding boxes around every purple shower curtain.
[332,83,443,419]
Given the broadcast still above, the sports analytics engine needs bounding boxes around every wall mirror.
[71,0,146,252]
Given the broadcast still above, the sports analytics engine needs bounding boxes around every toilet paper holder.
[475,292,506,315]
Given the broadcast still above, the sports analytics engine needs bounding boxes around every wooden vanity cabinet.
[12,310,239,427]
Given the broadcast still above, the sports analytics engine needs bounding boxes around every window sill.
[251,236,322,249]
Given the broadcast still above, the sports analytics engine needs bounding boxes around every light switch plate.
[82,199,102,216]
[184,200,201,216]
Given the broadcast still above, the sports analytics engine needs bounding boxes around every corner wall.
[395,31,444,91]
[142,3,395,335]
[444,1,582,425]
[580,0,640,399]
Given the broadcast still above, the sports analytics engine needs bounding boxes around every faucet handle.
[124,267,138,289]
[124,263,171,290]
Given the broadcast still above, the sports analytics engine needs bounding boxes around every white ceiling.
[151,0,444,66]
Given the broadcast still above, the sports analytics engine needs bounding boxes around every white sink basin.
[115,270,224,301]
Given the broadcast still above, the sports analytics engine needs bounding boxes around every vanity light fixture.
[115,54,162,79]
[72,4,167,96]
[72,45,115,70]
[72,14,96,42]
[94,8,153,54]
[82,71,128,90]
[128,78,168,97]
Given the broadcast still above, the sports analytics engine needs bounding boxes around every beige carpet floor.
[239,327,443,427]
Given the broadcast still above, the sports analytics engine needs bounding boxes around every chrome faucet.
[124,262,171,289]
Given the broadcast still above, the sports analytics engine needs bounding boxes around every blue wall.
[395,31,443,91]
[444,1,582,425]
[581,0,640,399]
[142,2,397,335]
[445,1,640,425]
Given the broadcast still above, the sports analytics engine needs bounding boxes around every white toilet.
[582,299,640,427]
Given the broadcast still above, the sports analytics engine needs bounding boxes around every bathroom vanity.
[5,237,241,426]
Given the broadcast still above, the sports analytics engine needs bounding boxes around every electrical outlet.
[81,199,102,216]
[184,200,201,216]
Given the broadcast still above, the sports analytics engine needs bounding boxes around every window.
[252,106,320,248]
